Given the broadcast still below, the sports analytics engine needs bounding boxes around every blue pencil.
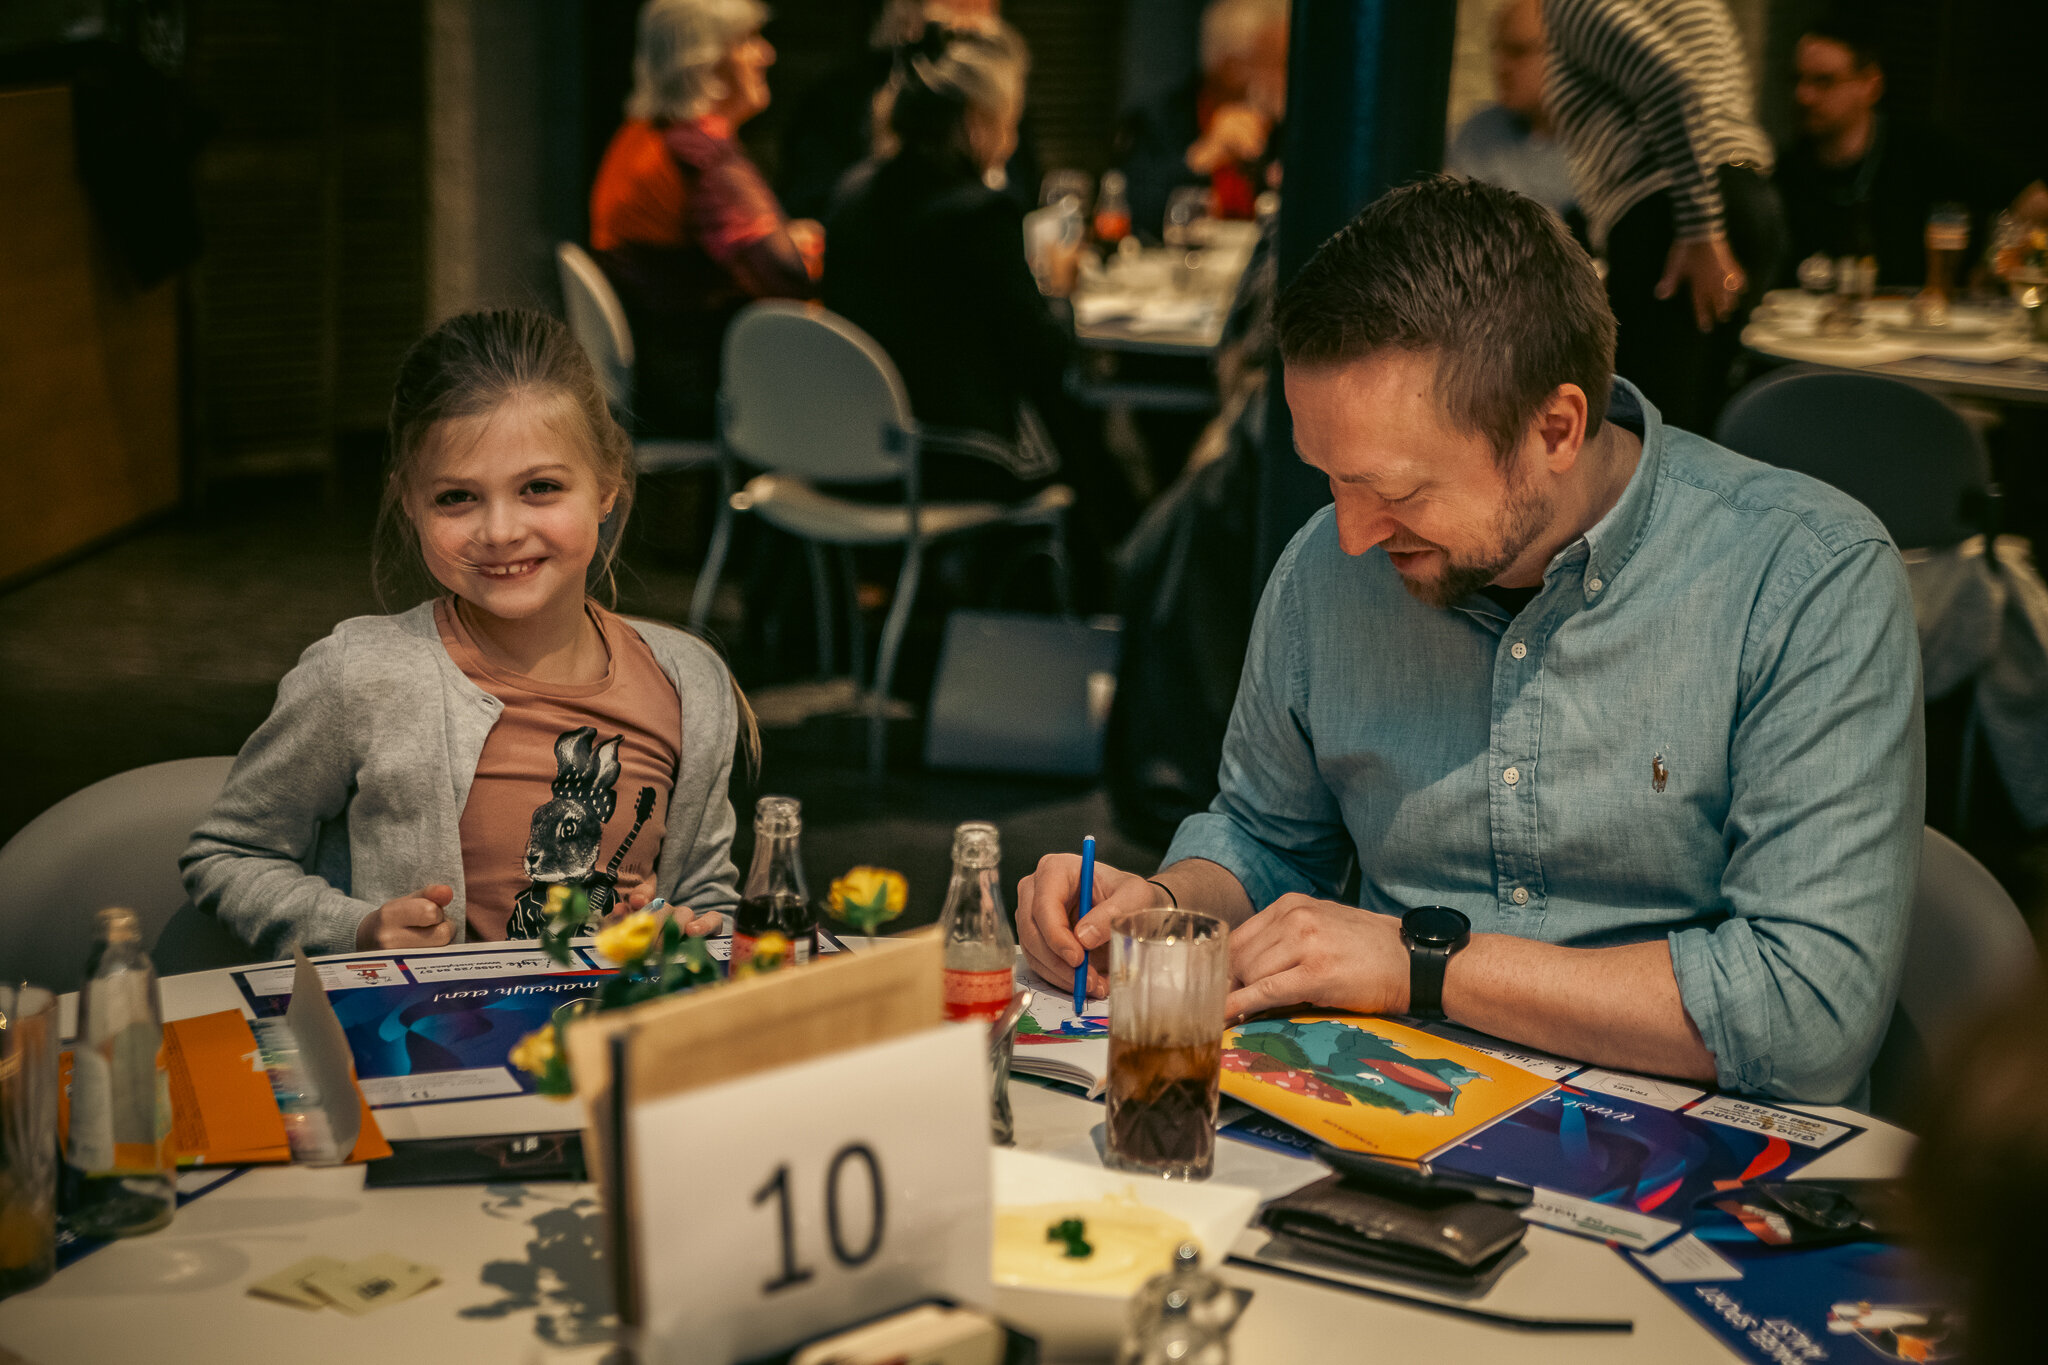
[1073,834,1097,1017]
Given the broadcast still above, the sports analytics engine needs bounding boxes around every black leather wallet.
[1259,1173,1529,1290]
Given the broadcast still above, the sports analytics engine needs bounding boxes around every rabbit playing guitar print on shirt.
[507,725,658,938]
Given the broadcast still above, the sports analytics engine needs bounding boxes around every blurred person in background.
[1543,0,1785,434]
[825,23,1067,504]
[1448,0,1576,225]
[1774,8,2048,291]
[1117,0,1288,242]
[588,0,820,441]
[826,24,1127,599]
[776,0,1040,221]
[1906,968,2048,1365]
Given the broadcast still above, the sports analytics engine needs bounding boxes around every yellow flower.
[509,1026,557,1078]
[594,910,663,965]
[828,867,907,923]
[735,931,792,979]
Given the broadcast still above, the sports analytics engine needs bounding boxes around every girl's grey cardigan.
[181,602,741,956]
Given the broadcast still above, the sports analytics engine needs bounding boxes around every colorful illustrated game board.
[1218,1013,1555,1161]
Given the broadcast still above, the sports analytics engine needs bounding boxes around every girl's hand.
[357,884,456,949]
[596,890,724,937]
[677,907,725,936]
[615,872,656,913]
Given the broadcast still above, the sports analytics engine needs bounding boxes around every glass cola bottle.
[937,822,1016,1022]
[733,795,819,969]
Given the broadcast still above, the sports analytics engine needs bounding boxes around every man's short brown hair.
[1275,176,1617,462]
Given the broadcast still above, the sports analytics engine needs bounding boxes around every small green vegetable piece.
[1047,1218,1093,1259]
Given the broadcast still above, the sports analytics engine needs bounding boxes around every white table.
[1743,289,2048,406]
[3,955,1913,1365]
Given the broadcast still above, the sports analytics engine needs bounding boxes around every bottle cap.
[754,795,802,839]
[97,907,142,943]
[952,821,1000,868]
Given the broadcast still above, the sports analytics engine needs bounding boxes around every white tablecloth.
[2,955,1914,1365]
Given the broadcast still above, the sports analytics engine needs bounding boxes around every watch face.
[1403,905,1470,949]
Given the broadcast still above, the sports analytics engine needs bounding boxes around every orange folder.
[61,1010,390,1166]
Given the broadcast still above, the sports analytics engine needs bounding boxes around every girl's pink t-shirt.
[435,599,683,940]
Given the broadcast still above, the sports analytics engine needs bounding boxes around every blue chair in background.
[1718,368,2005,831]
[1715,367,1997,551]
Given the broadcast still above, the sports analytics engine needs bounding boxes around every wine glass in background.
[1796,252,1837,298]
[1039,169,1092,213]
[1163,186,1209,251]
[1163,187,1211,293]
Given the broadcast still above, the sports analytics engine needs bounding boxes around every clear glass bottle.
[937,822,1015,1023]
[1116,1242,1242,1365]
[733,795,819,970]
[63,908,176,1239]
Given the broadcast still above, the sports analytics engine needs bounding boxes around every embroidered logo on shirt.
[1652,752,1669,793]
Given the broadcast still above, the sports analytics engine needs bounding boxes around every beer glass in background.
[1920,202,1970,325]
[1105,910,1229,1181]
[0,984,60,1299]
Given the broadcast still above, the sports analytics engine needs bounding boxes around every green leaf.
[1047,1218,1093,1258]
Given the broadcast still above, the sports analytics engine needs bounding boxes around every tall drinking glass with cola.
[1104,909,1230,1181]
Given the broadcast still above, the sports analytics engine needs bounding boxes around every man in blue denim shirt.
[1020,178,1922,1103]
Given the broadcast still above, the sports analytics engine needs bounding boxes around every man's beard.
[1391,470,1553,610]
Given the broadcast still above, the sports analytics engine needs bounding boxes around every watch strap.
[1408,943,1450,1021]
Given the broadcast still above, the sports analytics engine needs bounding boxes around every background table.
[1743,289,2048,407]
[1,956,1914,1365]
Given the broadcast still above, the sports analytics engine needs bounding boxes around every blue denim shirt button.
[1502,766,1521,786]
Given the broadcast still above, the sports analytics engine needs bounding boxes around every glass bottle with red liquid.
[733,795,820,970]
[1093,170,1131,249]
[938,821,1015,1022]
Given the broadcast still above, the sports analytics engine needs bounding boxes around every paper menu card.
[1219,1013,1555,1162]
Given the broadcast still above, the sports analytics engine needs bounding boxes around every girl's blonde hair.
[375,307,760,769]
[626,0,770,123]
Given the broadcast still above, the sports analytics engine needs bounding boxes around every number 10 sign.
[628,1021,992,1364]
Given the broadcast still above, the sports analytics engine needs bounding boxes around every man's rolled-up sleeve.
[1670,536,1924,1102]
[1163,528,1354,909]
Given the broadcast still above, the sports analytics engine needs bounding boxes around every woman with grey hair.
[589,0,820,439]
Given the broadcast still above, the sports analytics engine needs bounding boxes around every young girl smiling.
[184,310,750,955]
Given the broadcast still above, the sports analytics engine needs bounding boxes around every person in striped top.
[1543,0,1786,432]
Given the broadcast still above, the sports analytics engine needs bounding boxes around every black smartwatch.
[1401,906,1471,1022]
